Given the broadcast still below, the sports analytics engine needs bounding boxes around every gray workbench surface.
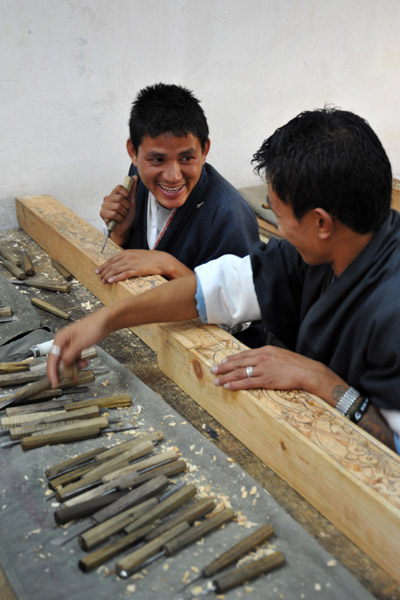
[0,335,375,600]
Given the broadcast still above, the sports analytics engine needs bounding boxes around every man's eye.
[181,156,195,163]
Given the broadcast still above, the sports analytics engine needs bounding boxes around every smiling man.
[48,107,400,452]
[97,83,259,283]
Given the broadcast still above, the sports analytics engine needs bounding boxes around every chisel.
[117,506,235,578]
[179,523,275,591]
[30,297,72,320]
[0,258,26,280]
[0,245,21,266]
[101,175,133,253]
[50,481,194,547]
[9,278,71,292]
[178,551,286,599]
[20,250,35,276]
[51,259,73,281]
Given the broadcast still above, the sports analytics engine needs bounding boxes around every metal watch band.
[335,386,360,416]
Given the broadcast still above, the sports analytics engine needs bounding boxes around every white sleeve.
[194,254,261,327]
[380,408,400,436]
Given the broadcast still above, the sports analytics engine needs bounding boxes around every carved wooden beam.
[16,195,400,583]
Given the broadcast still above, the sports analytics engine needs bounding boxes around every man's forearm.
[103,273,198,333]
[358,405,396,451]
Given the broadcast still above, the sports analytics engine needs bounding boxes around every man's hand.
[95,249,193,283]
[100,176,138,245]
[211,345,341,404]
[47,309,109,388]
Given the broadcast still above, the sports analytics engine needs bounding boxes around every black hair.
[252,107,392,233]
[129,83,209,152]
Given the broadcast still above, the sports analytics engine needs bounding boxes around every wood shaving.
[101,380,110,387]
[126,584,136,593]
[182,570,190,583]
[44,489,53,496]
[250,486,257,495]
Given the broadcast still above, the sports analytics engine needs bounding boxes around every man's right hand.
[100,175,138,245]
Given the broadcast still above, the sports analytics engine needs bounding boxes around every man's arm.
[47,274,198,386]
[212,345,396,451]
[96,249,193,283]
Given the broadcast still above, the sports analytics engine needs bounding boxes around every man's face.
[267,182,325,265]
[128,133,210,210]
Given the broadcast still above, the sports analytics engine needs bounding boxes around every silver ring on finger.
[246,365,253,378]
[49,345,61,356]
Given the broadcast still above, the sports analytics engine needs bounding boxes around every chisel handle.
[106,175,134,234]
[214,550,285,593]
[164,507,235,557]
[202,523,274,577]
[1,258,26,279]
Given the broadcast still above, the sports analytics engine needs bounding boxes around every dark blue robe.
[251,210,400,410]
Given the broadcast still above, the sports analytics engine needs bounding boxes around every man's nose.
[164,161,182,181]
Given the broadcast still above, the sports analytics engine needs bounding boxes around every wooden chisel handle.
[106,176,134,235]
[202,523,275,577]
[213,550,285,593]
[164,507,235,557]
[21,426,101,450]
[1,258,26,279]
[117,522,189,577]
[21,250,35,276]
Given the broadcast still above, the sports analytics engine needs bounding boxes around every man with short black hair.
[97,83,259,283]
[49,107,400,451]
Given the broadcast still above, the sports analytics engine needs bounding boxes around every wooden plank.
[15,194,400,583]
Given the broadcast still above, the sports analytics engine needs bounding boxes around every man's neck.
[332,228,374,276]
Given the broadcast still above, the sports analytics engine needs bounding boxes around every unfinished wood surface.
[16,194,400,583]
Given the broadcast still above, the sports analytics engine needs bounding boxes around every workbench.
[0,225,399,600]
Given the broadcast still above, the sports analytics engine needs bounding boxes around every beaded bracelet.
[348,396,370,423]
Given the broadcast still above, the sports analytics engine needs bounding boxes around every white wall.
[1,0,400,231]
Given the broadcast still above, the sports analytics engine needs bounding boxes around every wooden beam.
[15,194,400,583]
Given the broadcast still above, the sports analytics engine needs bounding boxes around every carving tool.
[50,481,194,547]
[30,297,72,320]
[5,341,96,365]
[54,460,186,525]
[0,258,26,280]
[78,475,170,551]
[9,278,71,292]
[101,175,133,253]
[20,250,35,276]
[0,365,95,411]
[177,551,286,599]
[45,431,164,479]
[0,245,21,266]
[80,496,216,573]
[51,259,73,281]
[58,447,179,504]
[117,506,235,578]
[179,523,275,591]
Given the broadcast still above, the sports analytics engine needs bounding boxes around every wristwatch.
[335,386,360,416]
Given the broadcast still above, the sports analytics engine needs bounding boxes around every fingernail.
[95,269,99,274]
[221,358,227,364]
[223,382,231,389]
[210,366,218,374]
[214,378,220,386]
[108,277,114,283]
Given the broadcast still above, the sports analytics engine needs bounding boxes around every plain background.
[1,0,400,230]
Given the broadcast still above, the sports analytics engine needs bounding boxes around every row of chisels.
[44,429,286,597]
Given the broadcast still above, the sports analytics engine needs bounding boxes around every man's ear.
[126,139,138,166]
[202,138,211,163]
[314,208,334,240]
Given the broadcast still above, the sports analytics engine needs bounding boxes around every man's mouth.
[158,184,185,195]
